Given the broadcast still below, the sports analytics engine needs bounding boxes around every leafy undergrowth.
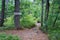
[3,14,38,29]
[41,27,60,40]
[48,29,60,40]
[20,14,37,28]
[0,33,21,40]
[41,13,60,40]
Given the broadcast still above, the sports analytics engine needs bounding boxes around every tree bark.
[44,0,50,31]
[0,0,5,26]
[45,0,49,21]
[14,0,20,30]
[41,0,44,27]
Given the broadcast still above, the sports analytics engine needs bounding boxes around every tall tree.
[14,0,20,29]
[45,0,49,22]
[41,0,44,27]
[0,0,5,26]
[44,0,50,31]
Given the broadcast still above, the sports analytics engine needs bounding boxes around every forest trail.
[0,23,49,40]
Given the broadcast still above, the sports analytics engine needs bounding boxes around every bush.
[4,16,15,30]
[4,14,37,29]
[20,14,37,28]
[4,16,14,26]
[48,30,60,40]
[0,33,21,40]
[41,13,60,40]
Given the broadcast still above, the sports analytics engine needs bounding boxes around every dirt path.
[0,23,49,40]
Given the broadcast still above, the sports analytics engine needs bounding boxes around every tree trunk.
[0,0,5,26]
[14,0,20,30]
[41,0,44,27]
[44,0,49,31]
[45,0,49,21]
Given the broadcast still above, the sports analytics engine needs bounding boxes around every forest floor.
[0,23,49,40]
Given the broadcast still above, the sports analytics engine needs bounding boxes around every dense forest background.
[0,0,60,40]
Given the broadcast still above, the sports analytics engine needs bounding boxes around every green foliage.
[48,30,60,40]
[20,14,37,28]
[4,14,37,29]
[41,0,60,40]
[0,33,21,40]
[44,14,60,40]
[4,16,14,26]
[0,0,41,29]
[20,0,41,18]
[4,16,14,30]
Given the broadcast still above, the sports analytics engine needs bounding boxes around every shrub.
[4,16,15,29]
[48,30,60,40]
[41,13,60,40]
[0,33,21,40]
[20,14,37,28]
[4,16,14,26]
[4,14,37,29]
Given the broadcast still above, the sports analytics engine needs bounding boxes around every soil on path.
[0,23,49,40]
